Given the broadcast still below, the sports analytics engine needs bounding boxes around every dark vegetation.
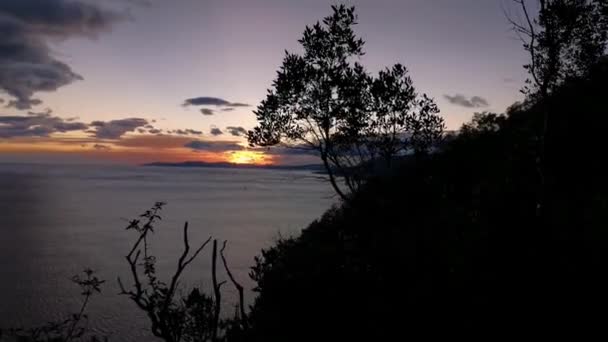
[243,1,608,339]
[243,58,608,339]
[3,1,608,340]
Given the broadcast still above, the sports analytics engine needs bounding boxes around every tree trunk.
[321,152,348,201]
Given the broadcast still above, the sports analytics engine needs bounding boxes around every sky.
[0,0,530,165]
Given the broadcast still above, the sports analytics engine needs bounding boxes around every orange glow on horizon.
[0,134,280,165]
[227,150,272,165]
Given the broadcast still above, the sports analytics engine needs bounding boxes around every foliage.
[248,5,444,200]
[504,0,608,216]
[506,0,608,97]
[1,270,106,342]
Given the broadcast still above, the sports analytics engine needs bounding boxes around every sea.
[0,162,334,340]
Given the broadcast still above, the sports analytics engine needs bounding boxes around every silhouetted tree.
[505,0,608,97]
[504,0,608,215]
[460,112,507,135]
[248,5,444,200]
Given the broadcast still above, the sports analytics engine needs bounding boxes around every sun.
[227,150,270,165]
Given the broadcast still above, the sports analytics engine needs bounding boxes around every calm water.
[0,163,333,340]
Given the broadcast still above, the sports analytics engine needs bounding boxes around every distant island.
[144,161,325,172]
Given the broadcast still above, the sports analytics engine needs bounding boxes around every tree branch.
[164,222,212,313]
[211,240,221,342]
[220,241,247,328]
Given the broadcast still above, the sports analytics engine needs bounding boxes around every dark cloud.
[90,118,148,139]
[169,129,203,136]
[186,129,203,135]
[257,144,318,156]
[93,143,111,150]
[222,108,234,112]
[148,128,162,134]
[0,0,123,109]
[0,111,87,138]
[444,94,489,108]
[182,97,250,108]
[200,108,214,115]
[184,140,244,152]
[26,109,51,116]
[226,126,247,137]
[210,127,223,136]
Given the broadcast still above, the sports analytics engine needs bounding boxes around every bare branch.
[183,236,213,267]
[220,241,247,328]
[519,0,542,88]
[165,222,212,315]
[211,240,221,342]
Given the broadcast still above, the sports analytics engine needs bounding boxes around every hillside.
[241,59,608,340]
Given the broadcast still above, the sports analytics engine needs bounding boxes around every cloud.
[90,118,148,139]
[0,111,88,138]
[226,126,247,137]
[183,97,250,108]
[200,108,214,115]
[0,0,123,109]
[210,127,223,136]
[0,110,210,143]
[222,108,234,112]
[93,143,111,150]
[169,129,203,136]
[228,103,250,107]
[443,94,489,108]
[184,140,244,152]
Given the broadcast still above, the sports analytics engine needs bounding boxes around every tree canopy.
[506,0,608,97]
[248,5,444,200]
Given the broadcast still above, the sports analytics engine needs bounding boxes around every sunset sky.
[0,0,529,165]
